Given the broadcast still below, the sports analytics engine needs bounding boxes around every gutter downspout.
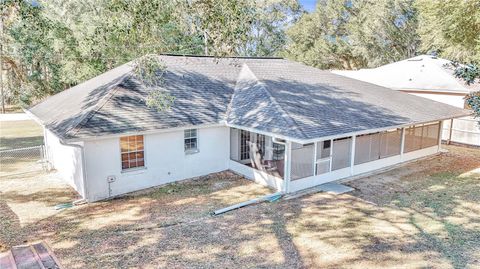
[59,139,89,202]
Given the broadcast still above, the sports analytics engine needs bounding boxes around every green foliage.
[133,55,175,111]
[145,89,176,112]
[284,0,364,69]
[2,0,69,105]
[284,0,419,69]
[2,0,300,105]
[415,0,480,63]
[348,0,420,67]
[3,0,479,106]
[180,0,300,56]
[465,91,480,125]
[465,90,480,112]
[452,63,480,86]
[451,62,480,124]
[133,55,167,87]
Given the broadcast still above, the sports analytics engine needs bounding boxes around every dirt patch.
[0,171,79,251]
[1,145,479,268]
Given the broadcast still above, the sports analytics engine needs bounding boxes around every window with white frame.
[120,135,145,170]
[316,140,332,175]
[184,129,198,152]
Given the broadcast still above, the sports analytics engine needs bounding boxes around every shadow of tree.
[0,199,23,252]
[0,136,44,151]
[1,146,478,268]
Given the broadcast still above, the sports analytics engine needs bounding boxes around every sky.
[299,0,317,12]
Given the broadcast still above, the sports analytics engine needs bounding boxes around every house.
[27,55,470,202]
[333,55,480,146]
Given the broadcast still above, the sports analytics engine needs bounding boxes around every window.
[316,140,332,175]
[120,135,145,170]
[240,130,250,160]
[184,129,198,152]
[272,143,285,160]
[320,140,331,159]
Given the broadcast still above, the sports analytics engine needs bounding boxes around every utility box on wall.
[107,175,116,183]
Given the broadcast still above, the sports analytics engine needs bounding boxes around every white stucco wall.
[44,129,85,197]
[408,92,465,108]
[83,126,230,201]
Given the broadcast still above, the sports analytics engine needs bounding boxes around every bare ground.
[0,145,479,269]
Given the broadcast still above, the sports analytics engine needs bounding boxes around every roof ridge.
[160,53,283,60]
[224,66,244,123]
[240,64,305,139]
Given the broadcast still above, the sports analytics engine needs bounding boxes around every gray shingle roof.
[29,55,470,141]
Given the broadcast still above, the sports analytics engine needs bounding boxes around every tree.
[2,0,300,106]
[133,55,175,111]
[283,0,420,69]
[242,0,301,56]
[180,0,300,56]
[453,63,480,125]
[284,0,366,69]
[348,0,419,67]
[415,0,480,63]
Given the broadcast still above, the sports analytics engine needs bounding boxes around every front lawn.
[0,120,43,151]
[0,145,479,268]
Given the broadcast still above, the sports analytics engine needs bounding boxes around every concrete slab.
[317,182,354,194]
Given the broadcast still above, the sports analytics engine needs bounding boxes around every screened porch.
[229,121,442,193]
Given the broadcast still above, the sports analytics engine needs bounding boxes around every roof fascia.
[299,114,472,144]
[225,123,306,144]
[23,108,45,126]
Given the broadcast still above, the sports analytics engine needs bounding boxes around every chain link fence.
[0,145,47,177]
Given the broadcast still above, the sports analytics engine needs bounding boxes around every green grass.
[0,120,43,150]
[393,172,480,269]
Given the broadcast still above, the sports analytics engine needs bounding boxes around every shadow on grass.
[0,136,44,151]
[1,146,478,268]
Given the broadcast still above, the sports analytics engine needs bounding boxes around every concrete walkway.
[317,182,354,194]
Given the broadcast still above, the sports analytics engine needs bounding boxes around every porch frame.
[229,120,445,194]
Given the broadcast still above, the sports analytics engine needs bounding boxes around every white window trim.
[314,140,332,175]
[119,135,147,172]
[184,128,199,154]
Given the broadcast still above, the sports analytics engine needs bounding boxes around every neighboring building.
[333,55,480,146]
[27,55,469,202]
